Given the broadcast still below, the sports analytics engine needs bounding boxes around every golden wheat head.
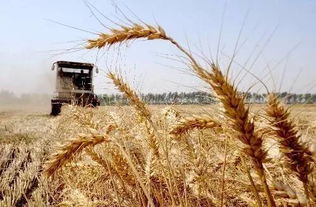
[206,64,276,207]
[170,116,221,137]
[86,24,168,49]
[44,134,108,177]
[266,94,314,203]
[107,72,151,120]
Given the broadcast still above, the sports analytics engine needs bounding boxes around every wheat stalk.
[44,134,108,176]
[266,93,314,205]
[170,116,220,137]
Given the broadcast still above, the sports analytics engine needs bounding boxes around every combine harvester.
[50,61,100,115]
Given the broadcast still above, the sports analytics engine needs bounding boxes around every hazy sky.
[1,0,316,95]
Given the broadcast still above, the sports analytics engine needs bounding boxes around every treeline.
[99,92,215,105]
[98,91,316,105]
[244,92,316,104]
[1,90,315,106]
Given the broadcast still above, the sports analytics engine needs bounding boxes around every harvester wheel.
[51,103,61,116]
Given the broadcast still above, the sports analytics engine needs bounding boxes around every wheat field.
[1,21,316,207]
[0,103,315,207]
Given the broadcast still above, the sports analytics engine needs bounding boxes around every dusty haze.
[1,0,316,105]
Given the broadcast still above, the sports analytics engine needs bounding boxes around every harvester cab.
[50,61,100,115]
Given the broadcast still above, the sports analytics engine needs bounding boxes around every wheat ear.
[107,72,151,121]
[107,72,160,158]
[44,134,108,176]
[266,93,314,204]
[86,24,168,49]
[207,64,276,207]
[170,116,220,137]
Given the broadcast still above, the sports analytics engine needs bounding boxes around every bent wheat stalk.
[87,22,276,206]
[44,134,108,176]
[86,23,214,85]
[266,93,314,205]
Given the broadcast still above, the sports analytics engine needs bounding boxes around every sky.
[0,0,316,95]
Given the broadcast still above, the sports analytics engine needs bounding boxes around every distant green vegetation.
[98,91,316,105]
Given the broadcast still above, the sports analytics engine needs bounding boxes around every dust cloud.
[0,59,55,111]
